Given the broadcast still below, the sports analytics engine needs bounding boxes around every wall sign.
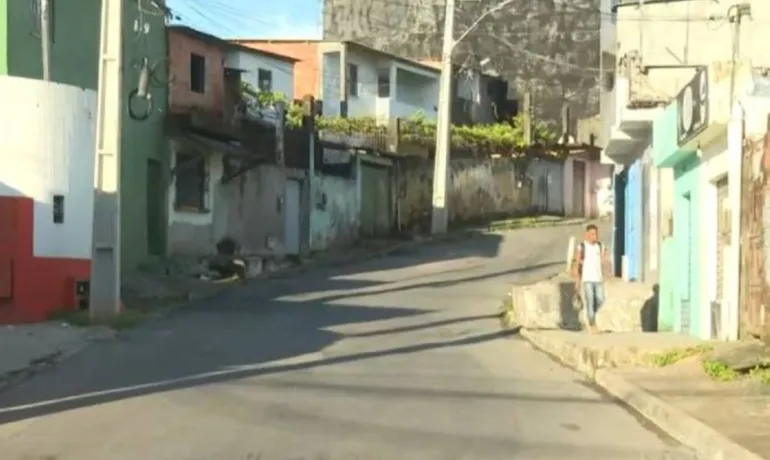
[677,67,708,147]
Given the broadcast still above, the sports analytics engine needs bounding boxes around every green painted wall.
[653,105,678,332]
[653,103,703,337]
[0,0,7,75]
[4,2,168,271]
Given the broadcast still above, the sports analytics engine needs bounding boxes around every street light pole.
[430,0,516,234]
[430,0,456,234]
[89,0,124,318]
[40,0,51,80]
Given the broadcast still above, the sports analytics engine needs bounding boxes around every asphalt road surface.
[0,223,696,460]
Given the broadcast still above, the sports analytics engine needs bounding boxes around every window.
[347,63,358,97]
[190,53,206,94]
[377,74,390,98]
[30,0,54,41]
[257,69,272,92]
[52,194,64,223]
[174,153,208,212]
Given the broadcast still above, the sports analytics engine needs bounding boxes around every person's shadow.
[640,283,660,332]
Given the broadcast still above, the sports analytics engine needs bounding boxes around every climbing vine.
[239,89,557,152]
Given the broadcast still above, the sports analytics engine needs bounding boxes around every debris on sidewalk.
[519,328,770,460]
[0,323,114,392]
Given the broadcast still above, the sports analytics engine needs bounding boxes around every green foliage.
[239,90,557,151]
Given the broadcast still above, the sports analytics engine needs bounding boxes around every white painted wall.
[167,145,222,230]
[0,77,96,260]
[227,49,295,100]
[320,46,440,121]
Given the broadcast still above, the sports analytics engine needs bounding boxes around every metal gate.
[625,159,643,281]
[360,163,391,237]
[573,160,586,216]
[284,179,301,255]
[713,177,729,338]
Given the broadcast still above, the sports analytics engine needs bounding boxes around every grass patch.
[648,344,714,367]
[498,297,517,329]
[487,215,585,231]
[702,360,739,381]
[48,308,147,331]
[748,365,770,385]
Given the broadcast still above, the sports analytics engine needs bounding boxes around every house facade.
[601,0,770,340]
[0,0,169,271]
[166,26,310,259]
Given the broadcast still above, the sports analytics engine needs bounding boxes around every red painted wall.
[235,41,320,100]
[0,197,90,323]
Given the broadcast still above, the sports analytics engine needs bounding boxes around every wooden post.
[275,100,286,167]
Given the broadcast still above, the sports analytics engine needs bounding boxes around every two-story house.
[231,39,510,124]
[601,0,770,341]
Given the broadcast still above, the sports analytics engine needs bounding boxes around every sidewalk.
[521,329,770,460]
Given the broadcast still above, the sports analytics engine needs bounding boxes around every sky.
[166,0,322,40]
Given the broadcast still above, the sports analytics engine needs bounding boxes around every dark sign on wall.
[677,67,709,147]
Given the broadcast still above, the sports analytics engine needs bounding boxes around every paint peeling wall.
[397,157,534,232]
[311,173,360,251]
[167,150,308,257]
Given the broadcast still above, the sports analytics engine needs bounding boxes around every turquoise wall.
[652,103,703,337]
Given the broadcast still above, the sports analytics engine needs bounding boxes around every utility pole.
[40,0,51,80]
[430,0,516,234]
[430,0,456,234]
[89,0,124,318]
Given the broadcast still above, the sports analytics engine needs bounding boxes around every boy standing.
[572,224,610,333]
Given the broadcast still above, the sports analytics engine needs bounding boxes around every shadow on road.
[0,226,586,427]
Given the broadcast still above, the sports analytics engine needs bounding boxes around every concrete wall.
[235,40,321,99]
[397,156,533,231]
[0,78,95,322]
[311,173,360,251]
[227,49,295,100]
[564,156,611,217]
[167,144,306,257]
[616,0,770,102]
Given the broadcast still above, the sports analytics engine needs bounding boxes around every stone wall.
[398,156,533,231]
[323,0,601,130]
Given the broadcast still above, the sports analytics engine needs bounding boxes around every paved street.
[0,223,694,460]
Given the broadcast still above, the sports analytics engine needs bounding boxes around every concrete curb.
[520,329,766,460]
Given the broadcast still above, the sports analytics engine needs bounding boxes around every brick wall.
[168,29,225,114]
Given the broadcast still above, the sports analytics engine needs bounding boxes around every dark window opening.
[174,153,208,212]
[190,53,206,94]
[52,194,64,224]
[377,74,390,98]
[257,68,273,92]
[347,63,358,97]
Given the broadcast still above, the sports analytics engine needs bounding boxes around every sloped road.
[0,223,695,460]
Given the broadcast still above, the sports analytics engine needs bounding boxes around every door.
[625,159,643,281]
[680,193,693,334]
[713,177,730,338]
[360,163,391,237]
[146,159,165,256]
[573,160,586,216]
[612,169,626,278]
[284,179,301,255]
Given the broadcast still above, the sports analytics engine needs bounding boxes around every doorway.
[146,159,165,256]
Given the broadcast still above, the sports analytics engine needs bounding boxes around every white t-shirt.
[580,241,604,283]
